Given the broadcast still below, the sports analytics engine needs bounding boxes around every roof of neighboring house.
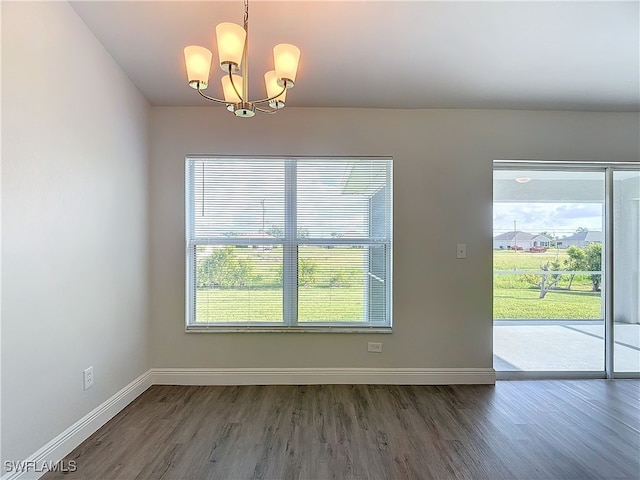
[532,234,552,241]
[560,231,603,242]
[493,231,532,241]
[493,231,543,241]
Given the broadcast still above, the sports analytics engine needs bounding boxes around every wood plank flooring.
[43,380,639,480]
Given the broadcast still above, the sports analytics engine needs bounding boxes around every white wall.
[1,1,150,467]
[150,107,639,368]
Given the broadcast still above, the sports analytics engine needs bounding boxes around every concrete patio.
[494,320,640,373]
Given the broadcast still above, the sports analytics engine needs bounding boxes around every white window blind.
[185,157,392,330]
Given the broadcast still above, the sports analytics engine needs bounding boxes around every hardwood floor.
[43,380,639,480]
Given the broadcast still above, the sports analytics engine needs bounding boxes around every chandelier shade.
[184,46,213,89]
[182,0,300,117]
[222,74,244,103]
[273,44,300,86]
[264,70,286,108]
[215,22,246,71]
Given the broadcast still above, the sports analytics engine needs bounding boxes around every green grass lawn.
[493,249,602,319]
[195,246,369,323]
[493,287,601,319]
[196,288,282,322]
[493,249,569,270]
[196,285,364,323]
[194,247,603,322]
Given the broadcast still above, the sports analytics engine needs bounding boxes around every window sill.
[185,325,393,334]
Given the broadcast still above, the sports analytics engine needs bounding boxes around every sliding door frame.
[494,160,640,380]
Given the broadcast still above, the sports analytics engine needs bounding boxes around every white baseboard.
[1,370,153,480]
[3,367,493,480]
[151,367,496,386]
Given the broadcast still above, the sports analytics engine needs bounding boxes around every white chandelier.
[183,0,300,118]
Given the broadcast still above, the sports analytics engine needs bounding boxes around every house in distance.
[493,231,552,251]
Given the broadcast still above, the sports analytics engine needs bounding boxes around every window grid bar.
[385,162,393,326]
[283,160,297,326]
[188,238,390,246]
[185,163,196,327]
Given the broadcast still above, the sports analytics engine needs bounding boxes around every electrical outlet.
[367,342,383,353]
[83,366,94,390]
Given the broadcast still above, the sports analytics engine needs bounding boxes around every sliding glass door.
[613,169,640,374]
[493,162,639,377]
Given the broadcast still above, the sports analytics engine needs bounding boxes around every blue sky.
[493,202,603,238]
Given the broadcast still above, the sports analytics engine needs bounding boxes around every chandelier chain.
[244,0,249,30]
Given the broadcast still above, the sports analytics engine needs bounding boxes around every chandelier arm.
[196,84,229,105]
[253,82,288,105]
[254,105,279,114]
[228,65,245,103]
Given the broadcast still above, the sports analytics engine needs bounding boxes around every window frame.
[185,155,393,333]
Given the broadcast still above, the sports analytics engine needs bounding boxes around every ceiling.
[70,1,640,111]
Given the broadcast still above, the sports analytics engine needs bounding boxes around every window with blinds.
[185,157,392,330]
